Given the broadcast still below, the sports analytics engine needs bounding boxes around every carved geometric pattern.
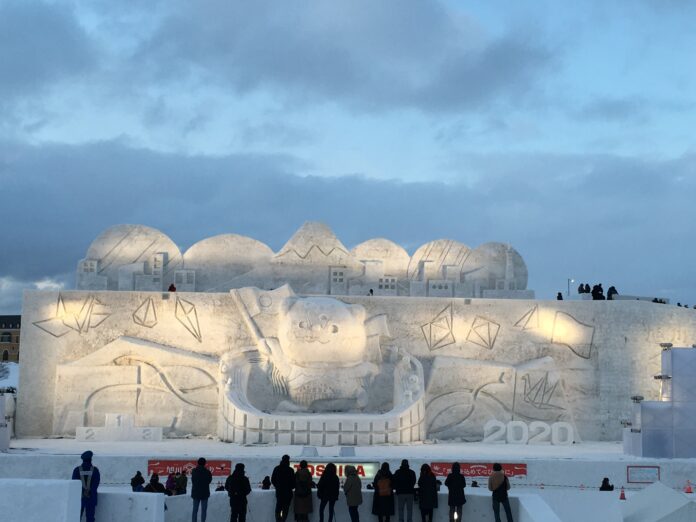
[421,304,455,351]
[175,296,202,342]
[133,297,158,328]
[551,311,594,359]
[521,372,564,410]
[33,294,110,337]
[466,316,500,350]
[276,245,349,260]
[514,305,539,330]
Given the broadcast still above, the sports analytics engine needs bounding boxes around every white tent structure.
[623,482,696,522]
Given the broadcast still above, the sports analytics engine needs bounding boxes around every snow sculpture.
[76,222,533,298]
[219,286,426,444]
[271,296,378,410]
[76,413,163,442]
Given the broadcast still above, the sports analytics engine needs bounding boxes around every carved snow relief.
[421,304,455,351]
[20,284,696,444]
[218,287,426,444]
[551,311,595,359]
[34,294,110,337]
[133,297,158,328]
[466,316,500,350]
[76,222,532,298]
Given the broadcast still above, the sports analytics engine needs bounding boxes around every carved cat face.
[277,297,367,366]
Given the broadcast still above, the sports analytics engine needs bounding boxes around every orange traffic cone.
[619,487,626,500]
[684,480,693,494]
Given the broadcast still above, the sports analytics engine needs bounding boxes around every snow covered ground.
[0,362,18,389]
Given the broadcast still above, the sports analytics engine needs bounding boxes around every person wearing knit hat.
[72,450,100,522]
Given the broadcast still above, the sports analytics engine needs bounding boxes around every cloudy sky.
[1,0,695,313]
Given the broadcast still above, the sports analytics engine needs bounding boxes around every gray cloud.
[130,0,552,113]
[577,97,650,123]
[0,1,94,100]
[1,140,695,313]
[0,274,71,315]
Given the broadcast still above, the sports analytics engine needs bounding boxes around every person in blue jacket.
[72,450,100,522]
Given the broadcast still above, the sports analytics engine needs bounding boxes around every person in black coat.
[444,462,466,522]
[417,464,438,522]
[131,470,145,492]
[317,463,340,522]
[393,459,416,522]
[144,473,168,494]
[72,451,100,522]
[372,462,395,522]
[272,454,296,522]
[191,457,213,522]
[488,464,512,522]
[225,463,252,522]
[262,476,272,490]
[599,477,614,491]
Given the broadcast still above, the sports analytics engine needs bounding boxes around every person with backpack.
[317,462,339,522]
[417,464,438,522]
[488,463,513,522]
[191,457,213,522]
[393,460,416,522]
[372,462,395,522]
[294,460,314,521]
[444,462,466,522]
[225,463,252,522]
[343,465,363,522]
[72,450,100,522]
[272,455,296,522]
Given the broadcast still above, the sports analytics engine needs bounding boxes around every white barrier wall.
[0,475,626,522]
[517,494,562,522]
[97,490,165,522]
[538,490,623,522]
[0,450,693,493]
[0,479,80,522]
[163,489,531,522]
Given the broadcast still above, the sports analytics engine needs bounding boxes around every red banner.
[290,462,379,479]
[430,462,527,478]
[148,459,232,477]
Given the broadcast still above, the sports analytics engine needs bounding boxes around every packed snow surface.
[0,362,18,389]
